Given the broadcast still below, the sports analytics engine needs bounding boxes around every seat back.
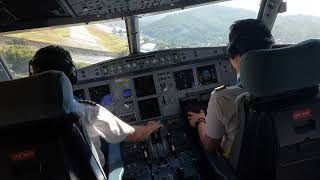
[236,40,320,180]
[0,71,106,180]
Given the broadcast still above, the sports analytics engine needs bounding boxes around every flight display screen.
[197,65,218,85]
[138,98,160,120]
[88,85,113,106]
[174,69,195,90]
[134,75,156,98]
[122,89,133,98]
[73,89,86,100]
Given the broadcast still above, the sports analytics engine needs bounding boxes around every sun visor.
[241,39,320,97]
[0,71,74,127]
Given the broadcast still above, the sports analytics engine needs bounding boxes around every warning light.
[10,150,35,161]
[293,108,312,121]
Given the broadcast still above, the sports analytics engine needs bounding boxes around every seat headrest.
[0,71,74,127]
[241,39,320,97]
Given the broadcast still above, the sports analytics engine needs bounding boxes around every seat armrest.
[207,152,239,180]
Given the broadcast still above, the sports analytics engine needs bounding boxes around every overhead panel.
[66,0,226,17]
[0,0,225,33]
[68,0,187,17]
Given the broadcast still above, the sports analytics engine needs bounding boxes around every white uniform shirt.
[205,85,245,159]
[72,100,135,166]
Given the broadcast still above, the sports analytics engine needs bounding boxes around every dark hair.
[29,45,78,84]
[228,19,274,58]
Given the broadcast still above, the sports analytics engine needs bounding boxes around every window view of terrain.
[1,0,319,78]
[0,22,129,77]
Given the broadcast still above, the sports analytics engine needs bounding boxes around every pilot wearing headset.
[29,45,163,167]
[187,19,274,160]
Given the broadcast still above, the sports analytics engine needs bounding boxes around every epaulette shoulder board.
[215,85,227,92]
[78,99,97,106]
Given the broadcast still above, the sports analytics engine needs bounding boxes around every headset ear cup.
[70,65,78,84]
[71,73,78,84]
[65,72,77,85]
[28,60,33,76]
[63,60,78,84]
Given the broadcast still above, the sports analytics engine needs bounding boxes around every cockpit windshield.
[0,0,263,78]
[139,0,260,52]
[2,0,319,78]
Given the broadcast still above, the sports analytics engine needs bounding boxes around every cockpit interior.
[1,0,320,180]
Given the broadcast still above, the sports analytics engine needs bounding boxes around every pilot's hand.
[147,121,163,131]
[187,110,206,127]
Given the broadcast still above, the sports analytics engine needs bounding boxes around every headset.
[29,53,78,84]
[227,20,275,58]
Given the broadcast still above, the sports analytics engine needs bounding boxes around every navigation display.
[73,89,86,100]
[174,69,195,90]
[138,98,160,120]
[197,65,218,85]
[134,75,156,97]
[88,85,112,106]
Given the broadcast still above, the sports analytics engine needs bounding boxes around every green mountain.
[140,5,320,47]
[140,5,256,46]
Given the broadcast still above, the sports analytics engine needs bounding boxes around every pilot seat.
[211,39,320,180]
[0,71,106,180]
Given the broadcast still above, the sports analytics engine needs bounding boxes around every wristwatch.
[195,118,206,128]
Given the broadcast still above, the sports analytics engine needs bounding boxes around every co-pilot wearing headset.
[187,19,274,163]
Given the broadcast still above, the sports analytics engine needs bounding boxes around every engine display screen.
[174,69,195,90]
[134,75,156,98]
[73,89,86,100]
[138,98,160,120]
[197,65,218,85]
[88,85,112,106]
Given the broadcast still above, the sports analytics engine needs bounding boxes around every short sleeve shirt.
[205,86,245,158]
[72,101,135,166]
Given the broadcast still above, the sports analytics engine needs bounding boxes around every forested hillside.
[140,5,320,48]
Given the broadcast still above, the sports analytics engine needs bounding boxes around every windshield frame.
[0,57,13,81]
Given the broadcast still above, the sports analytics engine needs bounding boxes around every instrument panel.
[74,47,235,123]
[73,47,235,179]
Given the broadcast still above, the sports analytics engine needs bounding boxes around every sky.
[219,0,320,16]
